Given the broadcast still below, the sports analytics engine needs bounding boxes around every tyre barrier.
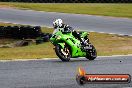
[0,26,51,40]
[0,26,42,39]
[36,33,52,44]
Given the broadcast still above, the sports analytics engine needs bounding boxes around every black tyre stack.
[0,26,4,37]
[0,26,51,42]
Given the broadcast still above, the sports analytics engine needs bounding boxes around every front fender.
[57,43,65,49]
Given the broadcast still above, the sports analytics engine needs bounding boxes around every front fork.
[54,43,70,57]
[82,43,93,51]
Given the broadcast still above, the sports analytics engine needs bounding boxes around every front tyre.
[55,45,71,62]
[86,45,97,60]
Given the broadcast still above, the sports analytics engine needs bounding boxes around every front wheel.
[55,45,71,62]
[86,45,97,60]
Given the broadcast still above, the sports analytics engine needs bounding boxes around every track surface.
[0,8,132,88]
[0,56,132,88]
[0,8,132,36]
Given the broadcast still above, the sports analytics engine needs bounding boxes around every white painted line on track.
[98,54,132,58]
[0,58,58,62]
[0,54,132,62]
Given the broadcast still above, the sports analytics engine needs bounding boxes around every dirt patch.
[0,44,13,48]
[0,5,13,8]
[117,46,132,50]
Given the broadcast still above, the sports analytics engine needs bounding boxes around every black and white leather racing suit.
[60,24,87,46]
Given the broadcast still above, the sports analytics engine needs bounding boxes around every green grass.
[0,23,55,59]
[89,32,132,56]
[0,2,132,18]
[0,23,132,59]
[0,42,55,60]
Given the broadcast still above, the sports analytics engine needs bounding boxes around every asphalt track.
[0,56,132,88]
[0,8,132,36]
[0,8,132,88]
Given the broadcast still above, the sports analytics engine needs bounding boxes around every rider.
[53,19,88,46]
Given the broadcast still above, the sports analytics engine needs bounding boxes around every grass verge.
[0,2,132,18]
[0,23,132,60]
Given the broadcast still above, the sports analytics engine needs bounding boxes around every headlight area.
[56,35,61,40]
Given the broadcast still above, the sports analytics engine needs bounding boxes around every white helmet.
[53,19,63,28]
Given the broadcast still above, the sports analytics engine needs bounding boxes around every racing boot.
[81,39,93,51]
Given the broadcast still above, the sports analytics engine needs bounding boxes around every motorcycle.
[50,28,97,62]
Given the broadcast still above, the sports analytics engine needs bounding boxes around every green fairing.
[50,28,87,57]
[80,32,89,38]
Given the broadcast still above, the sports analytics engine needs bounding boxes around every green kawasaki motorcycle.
[50,28,97,62]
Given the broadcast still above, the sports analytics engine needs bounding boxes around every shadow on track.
[51,58,95,63]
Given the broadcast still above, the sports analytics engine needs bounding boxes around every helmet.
[53,19,63,28]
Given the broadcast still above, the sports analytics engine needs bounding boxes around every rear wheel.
[55,45,71,62]
[86,44,97,60]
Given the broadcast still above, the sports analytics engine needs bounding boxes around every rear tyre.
[55,45,71,62]
[86,45,97,60]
